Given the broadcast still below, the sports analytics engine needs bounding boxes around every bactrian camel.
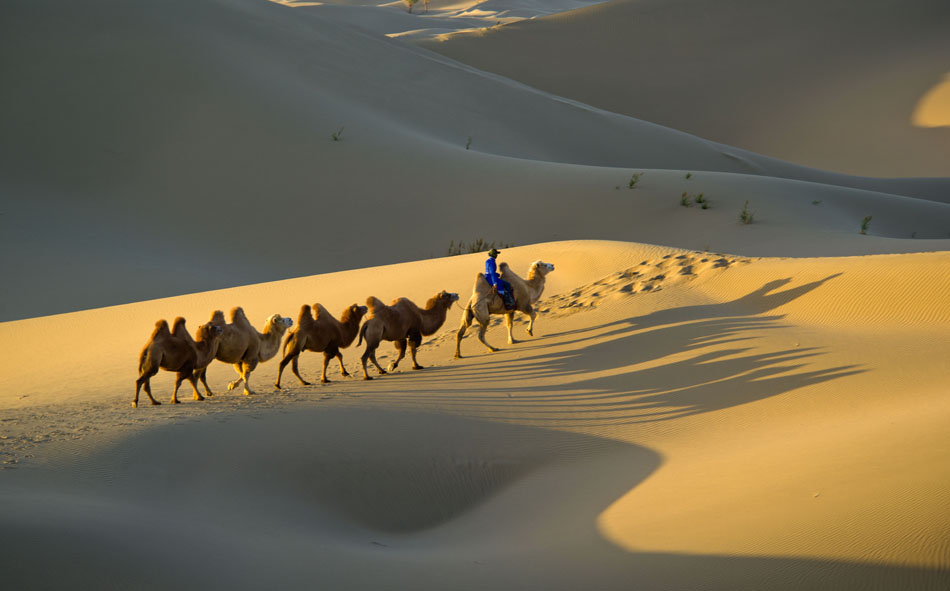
[276,303,368,387]
[134,317,224,408]
[196,307,293,397]
[456,260,555,357]
[358,290,459,380]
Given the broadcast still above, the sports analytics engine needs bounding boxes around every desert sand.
[1,0,949,589]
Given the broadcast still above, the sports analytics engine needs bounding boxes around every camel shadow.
[388,275,865,426]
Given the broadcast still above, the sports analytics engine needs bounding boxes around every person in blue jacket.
[485,248,516,310]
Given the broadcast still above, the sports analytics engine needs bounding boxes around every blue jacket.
[485,257,500,288]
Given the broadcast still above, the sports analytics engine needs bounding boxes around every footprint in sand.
[543,251,751,316]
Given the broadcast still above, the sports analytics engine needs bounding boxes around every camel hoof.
[170,399,181,405]
[386,365,396,373]
[526,330,534,337]
[152,400,161,406]
[274,383,282,390]
[131,401,138,408]
[363,376,373,381]
[321,379,331,384]
[244,390,254,396]
[194,396,205,402]
[412,365,425,371]
[340,371,350,378]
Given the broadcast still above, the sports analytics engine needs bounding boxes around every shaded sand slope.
[3,0,950,321]
[1,241,948,588]
[419,0,950,177]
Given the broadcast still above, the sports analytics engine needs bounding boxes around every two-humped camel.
[358,290,460,380]
[456,260,555,357]
[134,317,224,408]
[275,303,368,387]
[196,307,293,396]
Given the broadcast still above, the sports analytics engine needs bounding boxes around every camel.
[456,260,555,357]
[358,290,460,380]
[195,307,293,397]
[134,317,224,408]
[275,303,368,387]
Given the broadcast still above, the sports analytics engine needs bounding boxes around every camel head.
[196,322,225,342]
[344,303,369,323]
[432,290,460,309]
[531,260,555,277]
[266,313,293,331]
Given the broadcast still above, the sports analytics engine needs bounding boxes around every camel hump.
[230,306,251,327]
[366,295,384,308]
[298,304,313,324]
[210,310,226,325]
[171,317,187,333]
[151,319,171,338]
[312,303,330,319]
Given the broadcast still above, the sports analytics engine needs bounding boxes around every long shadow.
[379,275,865,427]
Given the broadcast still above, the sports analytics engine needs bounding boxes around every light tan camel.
[134,317,224,408]
[275,303,368,387]
[196,307,293,397]
[358,290,460,380]
[456,260,555,357]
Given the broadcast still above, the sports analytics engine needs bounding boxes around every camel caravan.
[134,253,554,407]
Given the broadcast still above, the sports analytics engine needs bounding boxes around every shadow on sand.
[386,275,864,427]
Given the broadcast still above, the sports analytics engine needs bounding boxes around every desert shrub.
[447,239,514,257]
[739,201,754,224]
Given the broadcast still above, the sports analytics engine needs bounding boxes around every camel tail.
[464,303,475,325]
[357,322,368,347]
[138,346,149,374]
[282,330,296,356]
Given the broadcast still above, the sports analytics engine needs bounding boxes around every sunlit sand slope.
[1,240,948,589]
[2,0,949,321]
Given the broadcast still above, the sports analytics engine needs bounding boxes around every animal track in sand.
[538,252,751,317]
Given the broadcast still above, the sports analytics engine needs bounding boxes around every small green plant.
[695,193,706,204]
[860,215,872,235]
[466,136,472,150]
[812,200,822,205]
[701,201,709,210]
[331,126,344,141]
[739,200,754,224]
[447,239,514,257]
[628,172,643,189]
[680,192,692,207]
[685,172,692,180]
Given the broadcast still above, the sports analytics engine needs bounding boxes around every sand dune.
[2,0,949,588]
[419,0,950,177]
[2,241,949,588]
[3,0,949,321]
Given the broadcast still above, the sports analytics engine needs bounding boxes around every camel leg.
[196,367,214,397]
[171,372,188,404]
[240,360,258,395]
[291,355,310,386]
[455,306,474,358]
[476,318,498,353]
[227,363,245,392]
[275,351,293,389]
[189,373,205,402]
[134,371,161,408]
[321,351,333,384]
[361,341,387,380]
[408,331,424,370]
[388,339,407,373]
[505,312,517,344]
[526,307,537,337]
[336,352,349,378]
